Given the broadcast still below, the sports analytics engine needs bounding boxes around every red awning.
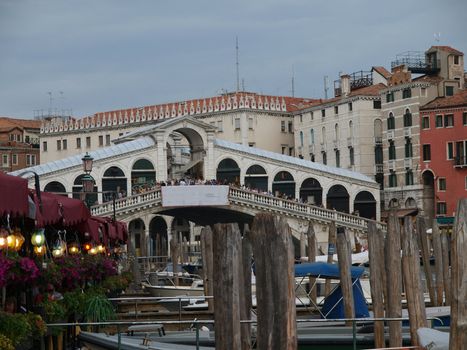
[34,192,90,227]
[58,195,90,226]
[0,172,29,217]
[34,191,62,227]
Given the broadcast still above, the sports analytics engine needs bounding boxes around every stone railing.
[91,186,386,232]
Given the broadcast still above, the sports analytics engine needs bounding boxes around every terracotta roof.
[412,75,444,84]
[420,89,467,110]
[427,46,464,56]
[0,117,41,130]
[348,83,386,97]
[372,66,392,79]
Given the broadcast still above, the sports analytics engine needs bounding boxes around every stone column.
[155,132,168,182]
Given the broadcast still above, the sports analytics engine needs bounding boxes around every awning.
[34,192,90,227]
[76,216,127,244]
[0,172,29,217]
[34,191,62,227]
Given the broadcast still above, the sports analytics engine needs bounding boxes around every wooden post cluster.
[251,213,297,350]
[325,221,337,296]
[241,224,253,350]
[306,223,318,305]
[450,198,467,350]
[200,226,214,312]
[431,220,445,306]
[336,226,355,325]
[417,217,435,306]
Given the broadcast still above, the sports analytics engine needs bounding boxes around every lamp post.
[81,152,95,208]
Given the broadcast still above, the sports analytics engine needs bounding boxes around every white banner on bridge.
[161,185,230,207]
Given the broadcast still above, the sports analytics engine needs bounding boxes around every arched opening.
[171,217,191,248]
[349,121,353,138]
[272,171,295,199]
[405,197,417,208]
[216,158,240,185]
[131,159,156,194]
[149,216,168,258]
[102,166,127,201]
[326,184,349,213]
[422,170,435,222]
[299,178,322,205]
[72,175,98,204]
[128,218,146,257]
[389,198,399,208]
[387,112,395,130]
[354,191,376,219]
[168,128,205,181]
[44,181,67,196]
[244,164,268,192]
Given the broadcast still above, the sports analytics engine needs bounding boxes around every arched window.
[349,121,353,138]
[334,123,339,141]
[388,113,395,130]
[310,129,314,145]
[403,108,412,127]
[299,131,304,147]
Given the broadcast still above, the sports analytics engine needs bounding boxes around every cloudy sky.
[1,0,465,119]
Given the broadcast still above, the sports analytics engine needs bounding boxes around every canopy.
[0,172,29,217]
[294,262,365,279]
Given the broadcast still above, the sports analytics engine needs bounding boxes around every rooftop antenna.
[434,32,441,43]
[47,92,53,117]
[236,36,240,92]
[291,66,295,97]
[242,78,245,92]
[324,75,329,99]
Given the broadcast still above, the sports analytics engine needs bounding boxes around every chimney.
[341,74,351,97]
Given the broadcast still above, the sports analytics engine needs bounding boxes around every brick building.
[0,117,41,172]
[419,89,467,220]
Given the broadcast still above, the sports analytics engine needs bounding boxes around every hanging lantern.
[34,245,47,256]
[51,233,66,258]
[52,246,64,258]
[88,246,98,255]
[83,242,92,252]
[97,244,105,254]
[31,229,46,246]
[6,233,16,249]
[68,242,80,255]
[0,228,8,249]
[13,231,25,251]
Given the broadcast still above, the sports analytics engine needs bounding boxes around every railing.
[404,158,412,169]
[454,156,467,168]
[387,130,395,140]
[91,187,386,232]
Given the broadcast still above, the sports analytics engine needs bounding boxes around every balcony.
[404,127,412,138]
[388,160,396,170]
[374,137,383,145]
[404,158,412,169]
[387,130,395,140]
[454,156,467,168]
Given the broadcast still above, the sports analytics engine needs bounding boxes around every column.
[155,132,167,182]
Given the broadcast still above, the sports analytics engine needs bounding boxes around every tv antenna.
[434,32,441,43]
[291,66,295,97]
[323,76,329,99]
[236,36,240,92]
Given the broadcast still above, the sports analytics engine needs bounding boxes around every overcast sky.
[1,0,466,119]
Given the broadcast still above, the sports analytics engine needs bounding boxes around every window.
[248,143,255,147]
[106,134,111,146]
[387,113,395,130]
[421,87,427,97]
[56,140,61,151]
[422,116,430,129]
[348,102,353,111]
[62,139,67,150]
[445,86,454,96]
[281,146,287,154]
[281,120,286,132]
[299,131,304,147]
[373,100,381,109]
[235,118,241,130]
[288,121,293,133]
[43,141,48,152]
[405,139,413,158]
[386,92,394,103]
[454,55,459,64]
[86,136,91,148]
[334,106,338,114]
[99,135,104,146]
[447,142,454,159]
[76,138,81,149]
[310,153,315,162]
[349,147,354,166]
[403,109,412,127]
[289,147,294,156]
[9,134,13,141]
[248,117,254,130]
[299,114,303,123]
[310,129,315,145]
[321,109,325,118]
[322,151,327,165]
[26,154,36,166]
[463,112,467,126]
[335,150,340,168]
[435,115,443,128]
[423,144,431,161]
[389,171,397,187]
[444,114,454,127]
[438,178,446,191]
[405,170,414,186]
[389,141,396,160]
[217,121,223,132]
[437,202,447,215]
[402,88,411,99]
[310,111,314,120]
[26,135,30,143]
[12,154,17,165]
[2,155,8,166]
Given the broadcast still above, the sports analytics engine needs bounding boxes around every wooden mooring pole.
[440,228,451,305]
[325,221,337,296]
[200,226,214,312]
[251,213,297,350]
[306,223,318,306]
[241,224,253,350]
[431,220,445,306]
[401,216,427,346]
[336,226,354,325]
[417,216,435,305]
[450,198,467,350]
[367,221,385,348]
[212,223,242,350]
[170,235,180,286]
[386,211,402,348]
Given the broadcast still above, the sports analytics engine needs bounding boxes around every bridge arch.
[326,184,349,213]
[244,164,268,192]
[44,181,67,196]
[216,157,241,185]
[299,177,322,205]
[128,218,146,257]
[353,191,376,219]
[102,166,127,201]
[272,171,295,198]
[131,158,156,193]
[149,216,168,257]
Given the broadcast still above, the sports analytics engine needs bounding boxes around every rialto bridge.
[11,116,383,256]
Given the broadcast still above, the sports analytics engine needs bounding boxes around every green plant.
[62,290,86,317]
[0,333,14,350]
[83,293,116,323]
[0,312,32,346]
[24,313,47,339]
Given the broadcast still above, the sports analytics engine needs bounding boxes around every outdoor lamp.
[6,233,16,249]
[68,242,80,255]
[97,243,105,254]
[81,174,95,193]
[34,245,47,256]
[83,242,92,252]
[31,229,46,246]
[88,246,98,255]
[13,231,25,251]
[0,228,8,249]
[82,152,94,174]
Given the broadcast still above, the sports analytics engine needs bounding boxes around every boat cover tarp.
[321,280,370,319]
[295,262,365,279]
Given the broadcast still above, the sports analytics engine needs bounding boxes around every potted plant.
[82,292,116,332]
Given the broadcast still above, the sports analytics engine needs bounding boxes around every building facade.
[419,89,467,219]
[381,46,464,221]
[0,117,41,172]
